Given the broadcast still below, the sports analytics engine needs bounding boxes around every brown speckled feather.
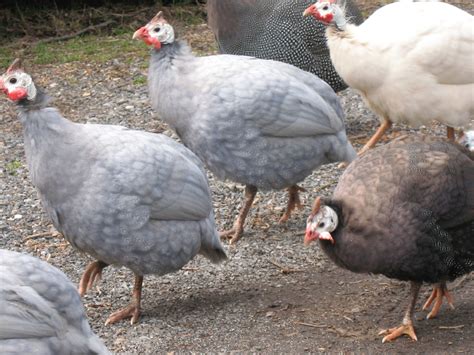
[322,135,474,283]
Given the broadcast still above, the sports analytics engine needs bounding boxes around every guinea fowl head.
[303,0,347,29]
[0,58,37,102]
[304,197,339,246]
[133,11,175,49]
[458,131,474,152]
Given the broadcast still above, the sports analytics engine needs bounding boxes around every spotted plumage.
[305,135,473,342]
[0,249,110,355]
[207,0,363,92]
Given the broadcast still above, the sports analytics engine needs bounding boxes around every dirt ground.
[0,1,473,354]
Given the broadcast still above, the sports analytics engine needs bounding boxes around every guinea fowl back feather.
[207,0,364,92]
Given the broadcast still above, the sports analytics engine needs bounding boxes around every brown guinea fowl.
[305,135,474,342]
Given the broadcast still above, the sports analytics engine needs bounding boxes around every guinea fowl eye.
[154,27,161,33]
[9,77,17,84]
[322,5,329,10]
[319,222,325,228]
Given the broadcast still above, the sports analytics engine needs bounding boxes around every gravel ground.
[1,2,473,354]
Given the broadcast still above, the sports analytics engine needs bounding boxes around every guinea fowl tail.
[200,215,228,264]
[202,244,228,264]
[344,142,357,163]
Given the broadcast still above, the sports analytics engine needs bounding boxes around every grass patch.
[0,32,148,67]
[5,160,22,176]
[133,75,147,85]
[0,3,207,68]
[34,33,146,65]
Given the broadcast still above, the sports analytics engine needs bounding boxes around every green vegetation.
[0,4,207,68]
[0,33,147,68]
[5,160,22,176]
[133,75,147,85]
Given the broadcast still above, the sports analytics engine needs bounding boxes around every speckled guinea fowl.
[0,59,226,325]
[305,135,474,343]
[0,249,110,355]
[134,12,356,244]
[207,0,363,93]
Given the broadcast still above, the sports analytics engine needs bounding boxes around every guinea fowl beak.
[133,27,146,40]
[304,228,319,246]
[303,5,316,17]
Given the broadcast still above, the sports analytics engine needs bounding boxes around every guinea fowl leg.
[447,127,455,141]
[220,185,258,244]
[358,119,393,156]
[279,185,306,223]
[78,260,108,296]
[422,282,455,319]
[105,275,143,325]
[379,281,421,343]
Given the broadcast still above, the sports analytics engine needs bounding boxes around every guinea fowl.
[0,59,227,325]
[134,12,356,244]
[0,249,110,355]
[207,0,363,93]
[304,0,474,155]
[305,135,474,342]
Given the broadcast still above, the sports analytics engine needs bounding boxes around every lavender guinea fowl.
[134,12,356,244]
[305,135,474,342]
[207,0,363,93]
[0,249,110,355]
[0,59,226,325]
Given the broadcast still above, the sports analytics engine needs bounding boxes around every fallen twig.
[268,259,302,274]
[295,321,329,328]
[23,231,61,241]
[439,325,464,330]
[36,20,114,44]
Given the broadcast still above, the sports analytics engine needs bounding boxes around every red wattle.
[8,88,28,101]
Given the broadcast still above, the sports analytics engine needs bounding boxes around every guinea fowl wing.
[78,126,212,223]
[192,55,345,137]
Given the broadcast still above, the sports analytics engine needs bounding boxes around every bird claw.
[219,226,243,245]
[105,303,141,325]
[423,283,454,319]
[78,261,107,297]
[379,323,417,343]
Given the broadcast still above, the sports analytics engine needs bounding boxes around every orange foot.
[105,302,141,325]
[379,323,417,343]
[78,260,107,296]
[219,225,244,245]
[279,185,306,223]
[423,283,455,319]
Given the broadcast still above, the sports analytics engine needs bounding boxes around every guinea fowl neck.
[150,40,193,66]
[16,87,51,113]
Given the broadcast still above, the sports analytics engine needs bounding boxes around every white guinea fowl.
[304,0,474,155]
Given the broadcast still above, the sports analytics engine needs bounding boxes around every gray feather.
[0,249,110,355]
